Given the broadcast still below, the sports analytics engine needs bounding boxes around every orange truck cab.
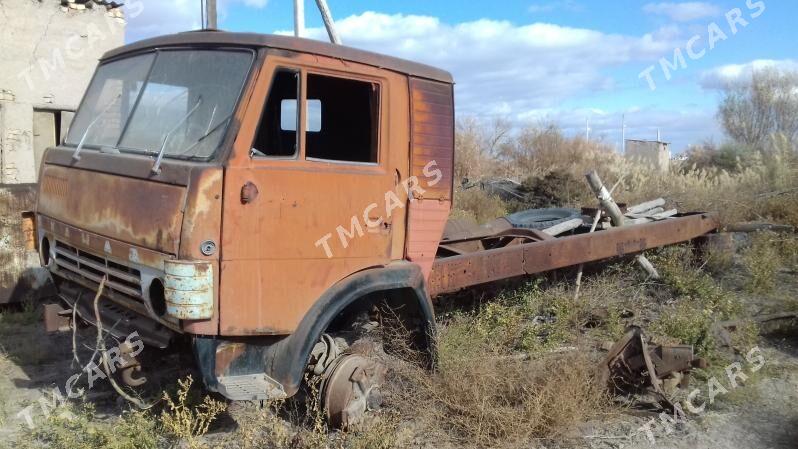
[36,31,454,422]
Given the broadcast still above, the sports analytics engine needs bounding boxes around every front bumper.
[38,215,215,342]
[57,281,174,348]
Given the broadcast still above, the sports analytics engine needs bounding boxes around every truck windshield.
[65,49,253,160]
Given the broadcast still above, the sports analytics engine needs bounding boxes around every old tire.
[505,208,581,230]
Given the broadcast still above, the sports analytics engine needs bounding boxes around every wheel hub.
[321,353,386,429]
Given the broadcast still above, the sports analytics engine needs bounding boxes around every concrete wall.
[625,140,671,173]
[0,0,125,183]
[0,0,125,302]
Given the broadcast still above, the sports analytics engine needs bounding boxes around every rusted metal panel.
[38,164,186,254]
[429,213,719,296]
[164,260,214,320]
[179,168,224,334]
[409,78,454,201]
[37,215,170,270]
[43,146,200,186]
[0,184,50,303]
[406,199,451,279]
[218,53,409,336]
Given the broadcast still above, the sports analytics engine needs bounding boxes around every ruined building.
[0,0,126,302]
[625,139,671,173]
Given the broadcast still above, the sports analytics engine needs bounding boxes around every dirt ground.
[0,269,796,449]
[0,303,194,444]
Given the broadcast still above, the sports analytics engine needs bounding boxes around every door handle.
[241,182,259,204]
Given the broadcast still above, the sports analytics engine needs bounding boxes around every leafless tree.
[718,68,798,151]
[454,117,513,182]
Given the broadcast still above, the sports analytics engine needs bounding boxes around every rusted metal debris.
[584,171,660,279]
[600,327,706,409]
[43,302,71,333]
[118,340,147,387]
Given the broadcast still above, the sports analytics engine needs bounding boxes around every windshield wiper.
[72,93,122,161]
[173,113,232,157]
[151,96,203,174]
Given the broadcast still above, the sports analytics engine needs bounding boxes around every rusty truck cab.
[36,31,454,407]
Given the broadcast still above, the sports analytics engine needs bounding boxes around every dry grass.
[389,345,606,448]
[741,232,783,293]
[453,120,798,228]
[17,403,162,449]
[382,280,618,448]
[450,188,508,224]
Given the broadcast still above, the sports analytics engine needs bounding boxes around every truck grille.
[53,240,144,301]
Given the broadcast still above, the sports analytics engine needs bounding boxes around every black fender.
[268,261,435,396]
[194,261,436,398]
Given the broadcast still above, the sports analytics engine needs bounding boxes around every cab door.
[219,53,410,335]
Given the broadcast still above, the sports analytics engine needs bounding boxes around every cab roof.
[102,30,454,84]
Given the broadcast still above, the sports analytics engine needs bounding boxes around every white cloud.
[287,12,680,117]
[643,2,721,22]
[242,0,269,7]
[528,1,584,14]
[700,59,798,89]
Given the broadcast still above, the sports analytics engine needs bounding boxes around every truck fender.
[268,261,435,396]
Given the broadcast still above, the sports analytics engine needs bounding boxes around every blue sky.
[125,0,797,153]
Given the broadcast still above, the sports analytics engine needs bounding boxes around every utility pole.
[585,118,590,142]
[314,0,342,44]
[206,0,217,29]
[294,0,305,37]
[621,114,626,154]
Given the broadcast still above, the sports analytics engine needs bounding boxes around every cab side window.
[305,74,379,163]
[252,69,299,157]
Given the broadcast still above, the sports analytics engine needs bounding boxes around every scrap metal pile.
[600,327,706,411]
[441,170,717,410]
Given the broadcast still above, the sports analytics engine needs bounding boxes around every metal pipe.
[206,0,217,29]
[294,0,305,37]
[314,0,342,45]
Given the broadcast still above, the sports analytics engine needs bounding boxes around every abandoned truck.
[34,31,719,426]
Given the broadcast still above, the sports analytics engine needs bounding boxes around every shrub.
[649,246,746,358]
[451,188,507,224]
[509,169,592,210]
[390,345,605,447]
[742,232,783,293]
[681,141,752,174]
[160,375,226,448]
